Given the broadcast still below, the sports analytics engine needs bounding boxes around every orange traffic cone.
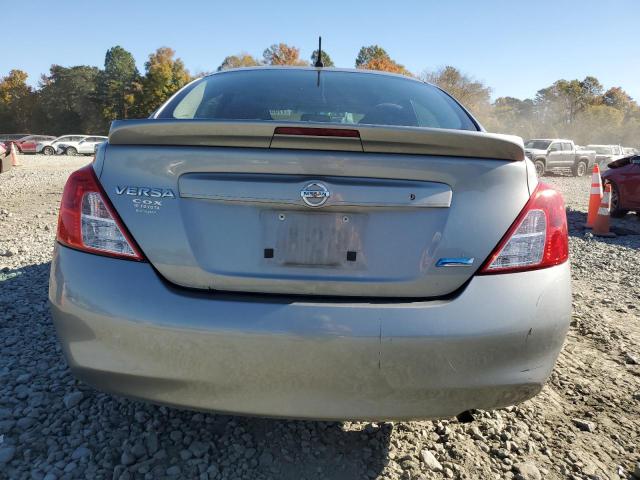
[593,183,616,237]
[10,143,20,167]
[584,164,602,228]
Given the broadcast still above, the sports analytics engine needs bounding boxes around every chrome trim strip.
[436,257,475,267]
[179,174,453,208]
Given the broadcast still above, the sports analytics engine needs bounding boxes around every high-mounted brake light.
[56,165,144,261]
[479,183,568,274]
[273,127,361,138]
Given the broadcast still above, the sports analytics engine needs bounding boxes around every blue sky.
[4,0,640,101]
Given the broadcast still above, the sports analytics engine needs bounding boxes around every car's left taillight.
[57,165,144,261]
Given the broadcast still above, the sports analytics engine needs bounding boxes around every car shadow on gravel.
[1,262,393,480]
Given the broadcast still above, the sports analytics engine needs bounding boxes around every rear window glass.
[157,69,478,131]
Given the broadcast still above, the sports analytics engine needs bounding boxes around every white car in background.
[56,136,108,156]
[37,135,88,155]
[586,144,626,169]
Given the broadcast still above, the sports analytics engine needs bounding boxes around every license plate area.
[261,211,366,267]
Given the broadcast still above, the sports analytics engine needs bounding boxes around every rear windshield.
[156,69,478,131]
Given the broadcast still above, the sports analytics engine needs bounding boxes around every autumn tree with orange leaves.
[262,44,307,66]
[0,69,34,131]
[217,53,260,71]
[359,56,411,75]
[355,45,411,76]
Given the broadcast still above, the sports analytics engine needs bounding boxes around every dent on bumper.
[49,245,571,420]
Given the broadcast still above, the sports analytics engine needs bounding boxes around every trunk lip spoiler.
[108,119,525,162]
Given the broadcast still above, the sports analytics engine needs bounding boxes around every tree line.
[1,43,638,146]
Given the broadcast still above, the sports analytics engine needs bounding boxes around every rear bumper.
[49,245,571,420]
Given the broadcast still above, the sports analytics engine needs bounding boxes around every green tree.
[217,53,260,71]
[134,47,191,117]
[0,70,35,132]
[355,45,409,75]
[97,46,140,122]
[602,87,634,112]
[422,66,491,118]
[573,104,625,144]
[580,76,604,100]
[355,45,388,67]
[492,96,537,138]
[310,50,334,67]
[35,65,103,134]
[262,44,307,66]
[534,77,603,125]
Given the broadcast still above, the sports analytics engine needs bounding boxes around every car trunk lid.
[98,120,528,298]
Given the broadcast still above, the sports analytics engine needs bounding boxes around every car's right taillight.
[478,183,568,274]
[57,165,144,261]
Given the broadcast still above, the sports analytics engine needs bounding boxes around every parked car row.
[586,144,633,169]
[40,135,108,156]
[524,139,638,176]
[0,133,37,152]
[0,134,107,156]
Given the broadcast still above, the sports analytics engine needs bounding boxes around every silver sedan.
[49,67,571,420]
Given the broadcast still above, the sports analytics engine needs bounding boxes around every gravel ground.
[1,156,639,480]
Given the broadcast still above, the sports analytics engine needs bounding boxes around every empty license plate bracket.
[261,211,366,267]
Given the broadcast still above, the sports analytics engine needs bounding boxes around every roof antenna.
[314,36,324,68]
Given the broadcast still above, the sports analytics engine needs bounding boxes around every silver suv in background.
[37,135,88,155]
[587,144,626,170]
[524,139,596,177]
[56,136,108,156]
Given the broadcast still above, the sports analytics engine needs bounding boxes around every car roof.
[203,65,430,85]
